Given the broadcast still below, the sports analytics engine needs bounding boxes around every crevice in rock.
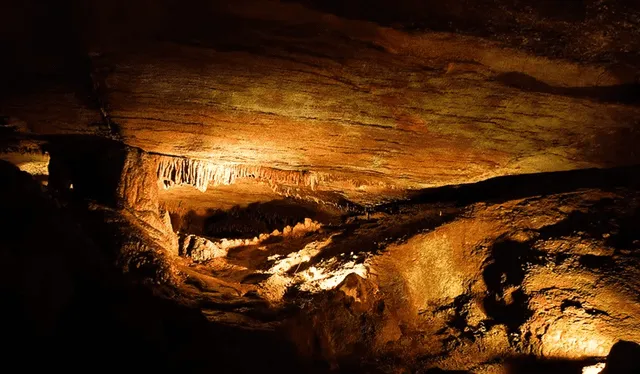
[380,164,640,210]
[482,239,544,335]
[87,59,121,139]
[202,199,332,239]
[495,72,640,104]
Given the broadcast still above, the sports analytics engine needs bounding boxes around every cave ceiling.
[2,0,639,206]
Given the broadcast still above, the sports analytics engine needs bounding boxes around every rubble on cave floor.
[2,146,640,373]
[164,181,640,373]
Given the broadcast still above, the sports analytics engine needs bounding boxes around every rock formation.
[1,0,639,372]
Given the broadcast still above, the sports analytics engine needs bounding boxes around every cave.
[1,0,640,373]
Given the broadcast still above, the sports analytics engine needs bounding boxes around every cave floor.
[159,171,640,373]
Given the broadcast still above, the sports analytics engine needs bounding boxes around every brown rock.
[602,341,640,374]
[2,1,640,205]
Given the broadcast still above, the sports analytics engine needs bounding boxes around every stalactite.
[156,155,321,192]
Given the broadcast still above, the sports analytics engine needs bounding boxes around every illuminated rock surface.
[1,0,639,372]
[3,0,640,205]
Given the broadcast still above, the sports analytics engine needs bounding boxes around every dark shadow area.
[381,164,640,211]
[284,0,640,70]
[42,135,127,206]
[503,355,598,374]
[482,240,544,334]
[170,207,218,237]
[498,342,640,374]
[286,0,587,30]
[603,340,640,374]
[496,72,640,104]
[435,293,477,342]
[0,160,321,373]
[203,199,337,239]
[0,115,18,136]
[536,196,640,252]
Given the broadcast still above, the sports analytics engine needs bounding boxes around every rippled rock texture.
[3,0,640,205]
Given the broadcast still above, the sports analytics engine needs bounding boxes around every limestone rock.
[602,341,640,374]
[2,1,640,205]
